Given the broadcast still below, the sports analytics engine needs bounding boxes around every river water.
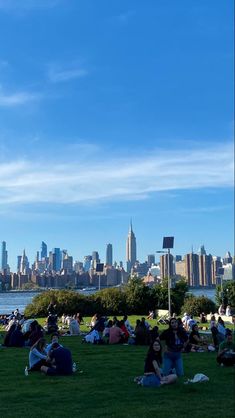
[0,288,216,314]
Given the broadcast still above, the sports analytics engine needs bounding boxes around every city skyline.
[1,233,234,274]
[0,1,234,272]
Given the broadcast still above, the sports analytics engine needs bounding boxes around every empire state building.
[126,221,137,273]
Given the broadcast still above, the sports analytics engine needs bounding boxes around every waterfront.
[0,287,216,314]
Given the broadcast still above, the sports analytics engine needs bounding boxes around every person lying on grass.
[134,339,177,387]
[29,338,51,371]
[41,342,73,376]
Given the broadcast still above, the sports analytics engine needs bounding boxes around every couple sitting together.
[29,334,73,376]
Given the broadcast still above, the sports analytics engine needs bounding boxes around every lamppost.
[157,236,174,318]
[218,267,225,308]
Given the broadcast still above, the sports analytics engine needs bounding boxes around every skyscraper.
[198,246,213,286]
[126,221,137,273]
[147,254,155,267]
[106,244,113,266]
[41,241,47,259]
[52,248,61,272]
[185,253,199,287]
[1,241,8,272]
[20,249,30,274]
[160,254,174,280]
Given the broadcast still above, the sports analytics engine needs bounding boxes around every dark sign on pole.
[163,237,174,249]
[96,263,104,272]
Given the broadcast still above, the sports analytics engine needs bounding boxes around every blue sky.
[0,0,234,271]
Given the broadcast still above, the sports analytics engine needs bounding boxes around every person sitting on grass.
[109,321,125,344]
[9,323,24,347]
[69,315,80,335]
[29,338,50,371]
[160,318,188,377]
[134,339,177,387]
[217,317,226,342]
[200,312,207,324]
[119,320,130,343]
[41,342,73,376]
[45,333,63,353]
[103,320,113,343]
[217,330,235,367]
[24,320,44,347]
[187,324,208,352]
[135,319,150,345]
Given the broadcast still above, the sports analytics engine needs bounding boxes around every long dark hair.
[146,339,162,365]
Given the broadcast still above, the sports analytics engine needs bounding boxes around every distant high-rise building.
[1,241,8,272]
[175,255,182,262]
[41,241,47,259]
[160,254,174,280]
[52,248,61,272]
[17,255,22,273]
[212,256,222,285]
[62,253,73,273]
[198,245,206,256]
[199,254,213,287]
[106,244,113,266]
[20,249,30,274]
[84,255,92,272]
[126,221,137,273]
[184,253,199,287]
[223,251,232,265]
[147,254,155,267]
[92,251,100,269]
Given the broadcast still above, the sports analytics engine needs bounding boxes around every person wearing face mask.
[160,318,188,376]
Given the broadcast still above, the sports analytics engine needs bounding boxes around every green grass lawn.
[0,317,234,418]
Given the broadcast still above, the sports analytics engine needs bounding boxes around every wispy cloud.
[0,0,60,11]
[0,142,233,206]
[0,89,41,107]
[116,10,135,24]
[47,63,88,83]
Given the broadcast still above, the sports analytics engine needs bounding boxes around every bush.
[24,290,94,317]
[24,279,189,317]
[215,280,235,308]
[181,295,216,316]
[92,288,127,315]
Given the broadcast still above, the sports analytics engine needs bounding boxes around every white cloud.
[0,0,60,11]
[0,143,233,206]
[0,90,41,107]
[47,63,88,83]
[116,10,135,24]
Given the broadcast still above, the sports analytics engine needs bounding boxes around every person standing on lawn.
[160,318,188,376]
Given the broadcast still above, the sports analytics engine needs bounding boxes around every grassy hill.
[0,317,234,418]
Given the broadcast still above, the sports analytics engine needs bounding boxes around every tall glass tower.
[126,221,137,273]
[1,241,8,272]
[41,241,47,259]
[106,243,113,266]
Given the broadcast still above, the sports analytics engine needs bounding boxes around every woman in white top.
[29,338,49,371]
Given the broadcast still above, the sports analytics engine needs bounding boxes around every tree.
[215,281,235,308]
[181,295,216,316]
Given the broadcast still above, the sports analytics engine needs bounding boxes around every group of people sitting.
[29,334,73,376]
[83,314,159,345]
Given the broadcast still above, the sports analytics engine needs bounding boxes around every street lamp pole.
[167,248,171,317]
[156,249,171,317]
[157,236,174,319]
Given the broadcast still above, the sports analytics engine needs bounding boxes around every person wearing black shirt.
[41,343,73,376]
[160,318,188,376]
[134,339,177,387]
